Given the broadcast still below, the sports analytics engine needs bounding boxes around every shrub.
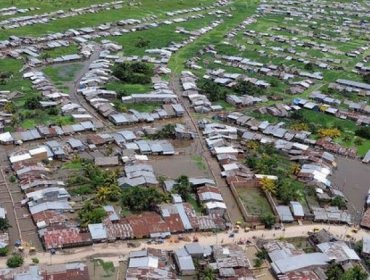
[7,255,23,268]
[260,213,275,229]
[318,128,341,138]
[9,175,16,183]
[0,247,9,256]
[112,62,153,85]
[355,127,370,140]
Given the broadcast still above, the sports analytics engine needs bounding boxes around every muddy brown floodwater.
[149,140,211,179]
[331,156,370,222]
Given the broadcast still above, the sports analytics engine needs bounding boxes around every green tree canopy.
[121,186,165,212]
[7,255,23,268]
[112,62,153,84]
[172,175,192,201]
[78,201,106,227]
[0,218,11,232]
[260,213,275,229]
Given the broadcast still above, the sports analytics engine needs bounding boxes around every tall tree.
[173,175,192,201]
[0,218,11,232]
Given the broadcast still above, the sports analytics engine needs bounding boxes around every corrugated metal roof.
[88,223,107,240]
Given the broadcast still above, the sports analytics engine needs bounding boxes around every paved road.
[5,223,366,267]
[169,73,243,223]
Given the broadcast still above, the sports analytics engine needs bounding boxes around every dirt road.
[5,223,366,267]
[169,73,244,223]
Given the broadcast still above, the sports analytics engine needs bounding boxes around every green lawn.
[0,59,34,93]
[237,187,273,216]
[106,81,152,94]
[43,63,83,83]
[192,155,207,170]
[169,0,260,73]
[20,115,74,129]
[125,102,162,112]
[215,100,236,111]
[42,44,80,59]
[105,15,220,57]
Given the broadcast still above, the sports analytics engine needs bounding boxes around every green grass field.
[42,44,80,59]
[43,63,83,83]
[0,0,216,40]
[106,81,152,94]
[237,187,273,216]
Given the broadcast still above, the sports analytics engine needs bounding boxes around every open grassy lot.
[105,14,219,56]
[169,0,260,73]
[237,187,273,216]
[43,63,83,83]
[125,102,162,112]
[106,81,152,94]
[42,44,80,59]
[0,59,33,93]
[250,109,370,157]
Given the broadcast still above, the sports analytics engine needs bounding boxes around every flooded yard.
[149,141,211,179]
[331,156,370,221]
[149,154,210,179]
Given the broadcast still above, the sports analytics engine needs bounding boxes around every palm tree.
[290,164,301,175]
[199,266,216,280]
[173,175,191,200]
[95,187,111,204]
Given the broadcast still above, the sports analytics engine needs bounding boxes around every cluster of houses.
[257,101,359,158]
[127,243,253,279]
[116,15,223,67]
[206,67,271,88]
[0,120,101,144]
[259,0,369,26]
[0,91,19,130]
[0,6,39,17]
[264,230,364,278]
[22,68,96,123]
[3,120,229,251]
[198,115,354,224]
[206,49,323,95]
[76,53,188,125]
[0,262,89,279]
[242,29,344,70]
[0,0,224,60]
[329,79,370,96]
[39,187,226,250]
[0,1,125,30]
[181,71,222,113]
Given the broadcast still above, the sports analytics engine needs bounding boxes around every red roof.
[125,212,170,238]
[32,210,67,227]
[163,213,185,233]
[41,263,90,280]
[197,185,222,195]
[361,208,370,229]
[43,227,92,250]
[278,270,321,280]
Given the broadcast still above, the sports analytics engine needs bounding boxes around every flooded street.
[331,156,370,221]
[149,141,210,179]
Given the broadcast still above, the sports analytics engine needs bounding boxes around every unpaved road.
[169,73,244,223]
[6,223,367,267]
